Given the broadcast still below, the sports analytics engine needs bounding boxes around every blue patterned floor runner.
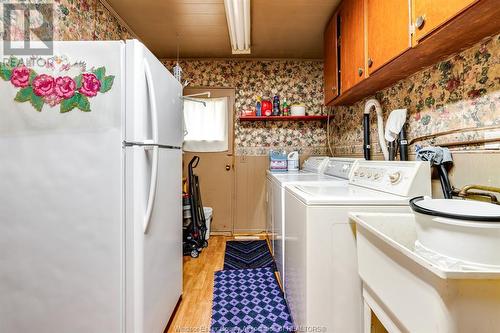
[211,267,294,333]
[223,240,276,271]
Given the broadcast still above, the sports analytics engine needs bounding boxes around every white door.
[125,40,183,147]
[125,146,182,333]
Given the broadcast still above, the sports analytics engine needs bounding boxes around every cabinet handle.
[331,86,337,92]
[415,15,425,29]
[225,164,231,171]
[358,68,364,76]
[367,58,373,68]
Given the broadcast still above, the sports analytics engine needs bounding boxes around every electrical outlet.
[485,130,500,150]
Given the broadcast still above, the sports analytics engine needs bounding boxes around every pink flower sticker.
[79,73,101,97]
[32,74,55,97]
[54,76,76,99]
[10,66,30,88]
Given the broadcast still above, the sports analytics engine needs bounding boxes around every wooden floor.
[165,236,227,333]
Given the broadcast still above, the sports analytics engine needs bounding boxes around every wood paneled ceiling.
[106,0,341,59]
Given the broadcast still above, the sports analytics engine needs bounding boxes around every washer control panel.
[350,161,431,197]
[303,156,330,173]
[323,158,359,180]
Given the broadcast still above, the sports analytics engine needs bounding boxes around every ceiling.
[106,0,341,59]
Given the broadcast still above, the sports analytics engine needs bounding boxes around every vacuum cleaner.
[183,156,208,258]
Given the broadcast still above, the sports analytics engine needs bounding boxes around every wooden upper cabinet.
[413,0,479,42]
[367,0,411,74]
[324,12,339,105]
[340,0,365,93]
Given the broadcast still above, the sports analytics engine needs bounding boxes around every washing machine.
[284,160,431,333]
[266,157,359,289]
[266,156,329,254]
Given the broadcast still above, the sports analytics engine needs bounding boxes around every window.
[183,97,229,152]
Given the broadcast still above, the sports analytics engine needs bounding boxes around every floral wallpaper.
[0,0,133,42]
[162,59,329,156]
[329,33,500,156]
[55,0,133,40]
[3,1,496,157]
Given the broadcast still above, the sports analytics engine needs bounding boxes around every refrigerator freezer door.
[0,41,125,333]
[125,146,182,333]
[125,40,183,148]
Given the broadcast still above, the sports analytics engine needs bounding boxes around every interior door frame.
[182,87,236,235]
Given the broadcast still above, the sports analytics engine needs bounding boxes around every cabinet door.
[367,0,411,74]
[413,0,478,42]
[340,0,365,93]
[324,12,339,104]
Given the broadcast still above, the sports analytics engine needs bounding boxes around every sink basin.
[410,196,500,267]
[350,212,500,333]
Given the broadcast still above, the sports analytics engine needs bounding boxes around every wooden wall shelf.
[239,115,328,122]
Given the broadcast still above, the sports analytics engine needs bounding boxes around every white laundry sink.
[410,196,500,267]
[350,212,500,333]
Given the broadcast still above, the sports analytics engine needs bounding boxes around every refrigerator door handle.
[143,145,159,233]
[144,59,159,143]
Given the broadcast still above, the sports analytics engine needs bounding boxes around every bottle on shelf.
[282,98,290,116]
[255,96,262,117]
[272,95,281,116]
[262,99,272,116]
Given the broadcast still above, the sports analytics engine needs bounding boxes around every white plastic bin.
[204,207,213,240]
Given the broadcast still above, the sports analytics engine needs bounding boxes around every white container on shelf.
[290,104,306,116]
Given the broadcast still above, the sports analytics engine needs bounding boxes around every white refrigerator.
[0,40,182,333]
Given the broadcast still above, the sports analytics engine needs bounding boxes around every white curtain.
[183,97,229,152]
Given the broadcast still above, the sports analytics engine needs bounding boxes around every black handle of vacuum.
[399,127,408,161]
[363,114,371,160]
[437,164,453,199]
[188,156,200,169]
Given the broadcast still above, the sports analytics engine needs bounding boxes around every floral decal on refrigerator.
[0,56,115,113]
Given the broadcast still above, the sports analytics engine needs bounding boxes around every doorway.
[182,87,235,234]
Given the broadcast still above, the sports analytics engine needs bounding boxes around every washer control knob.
[389,171,402,184]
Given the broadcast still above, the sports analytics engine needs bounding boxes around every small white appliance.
[266,157,359,288]
[284,161,431,332]
[0,40,182,333]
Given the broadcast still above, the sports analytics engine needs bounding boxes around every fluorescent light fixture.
[223,0,251,54]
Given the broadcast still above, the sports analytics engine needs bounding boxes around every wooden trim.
[98,0,140,40]
[209,231,233,236]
